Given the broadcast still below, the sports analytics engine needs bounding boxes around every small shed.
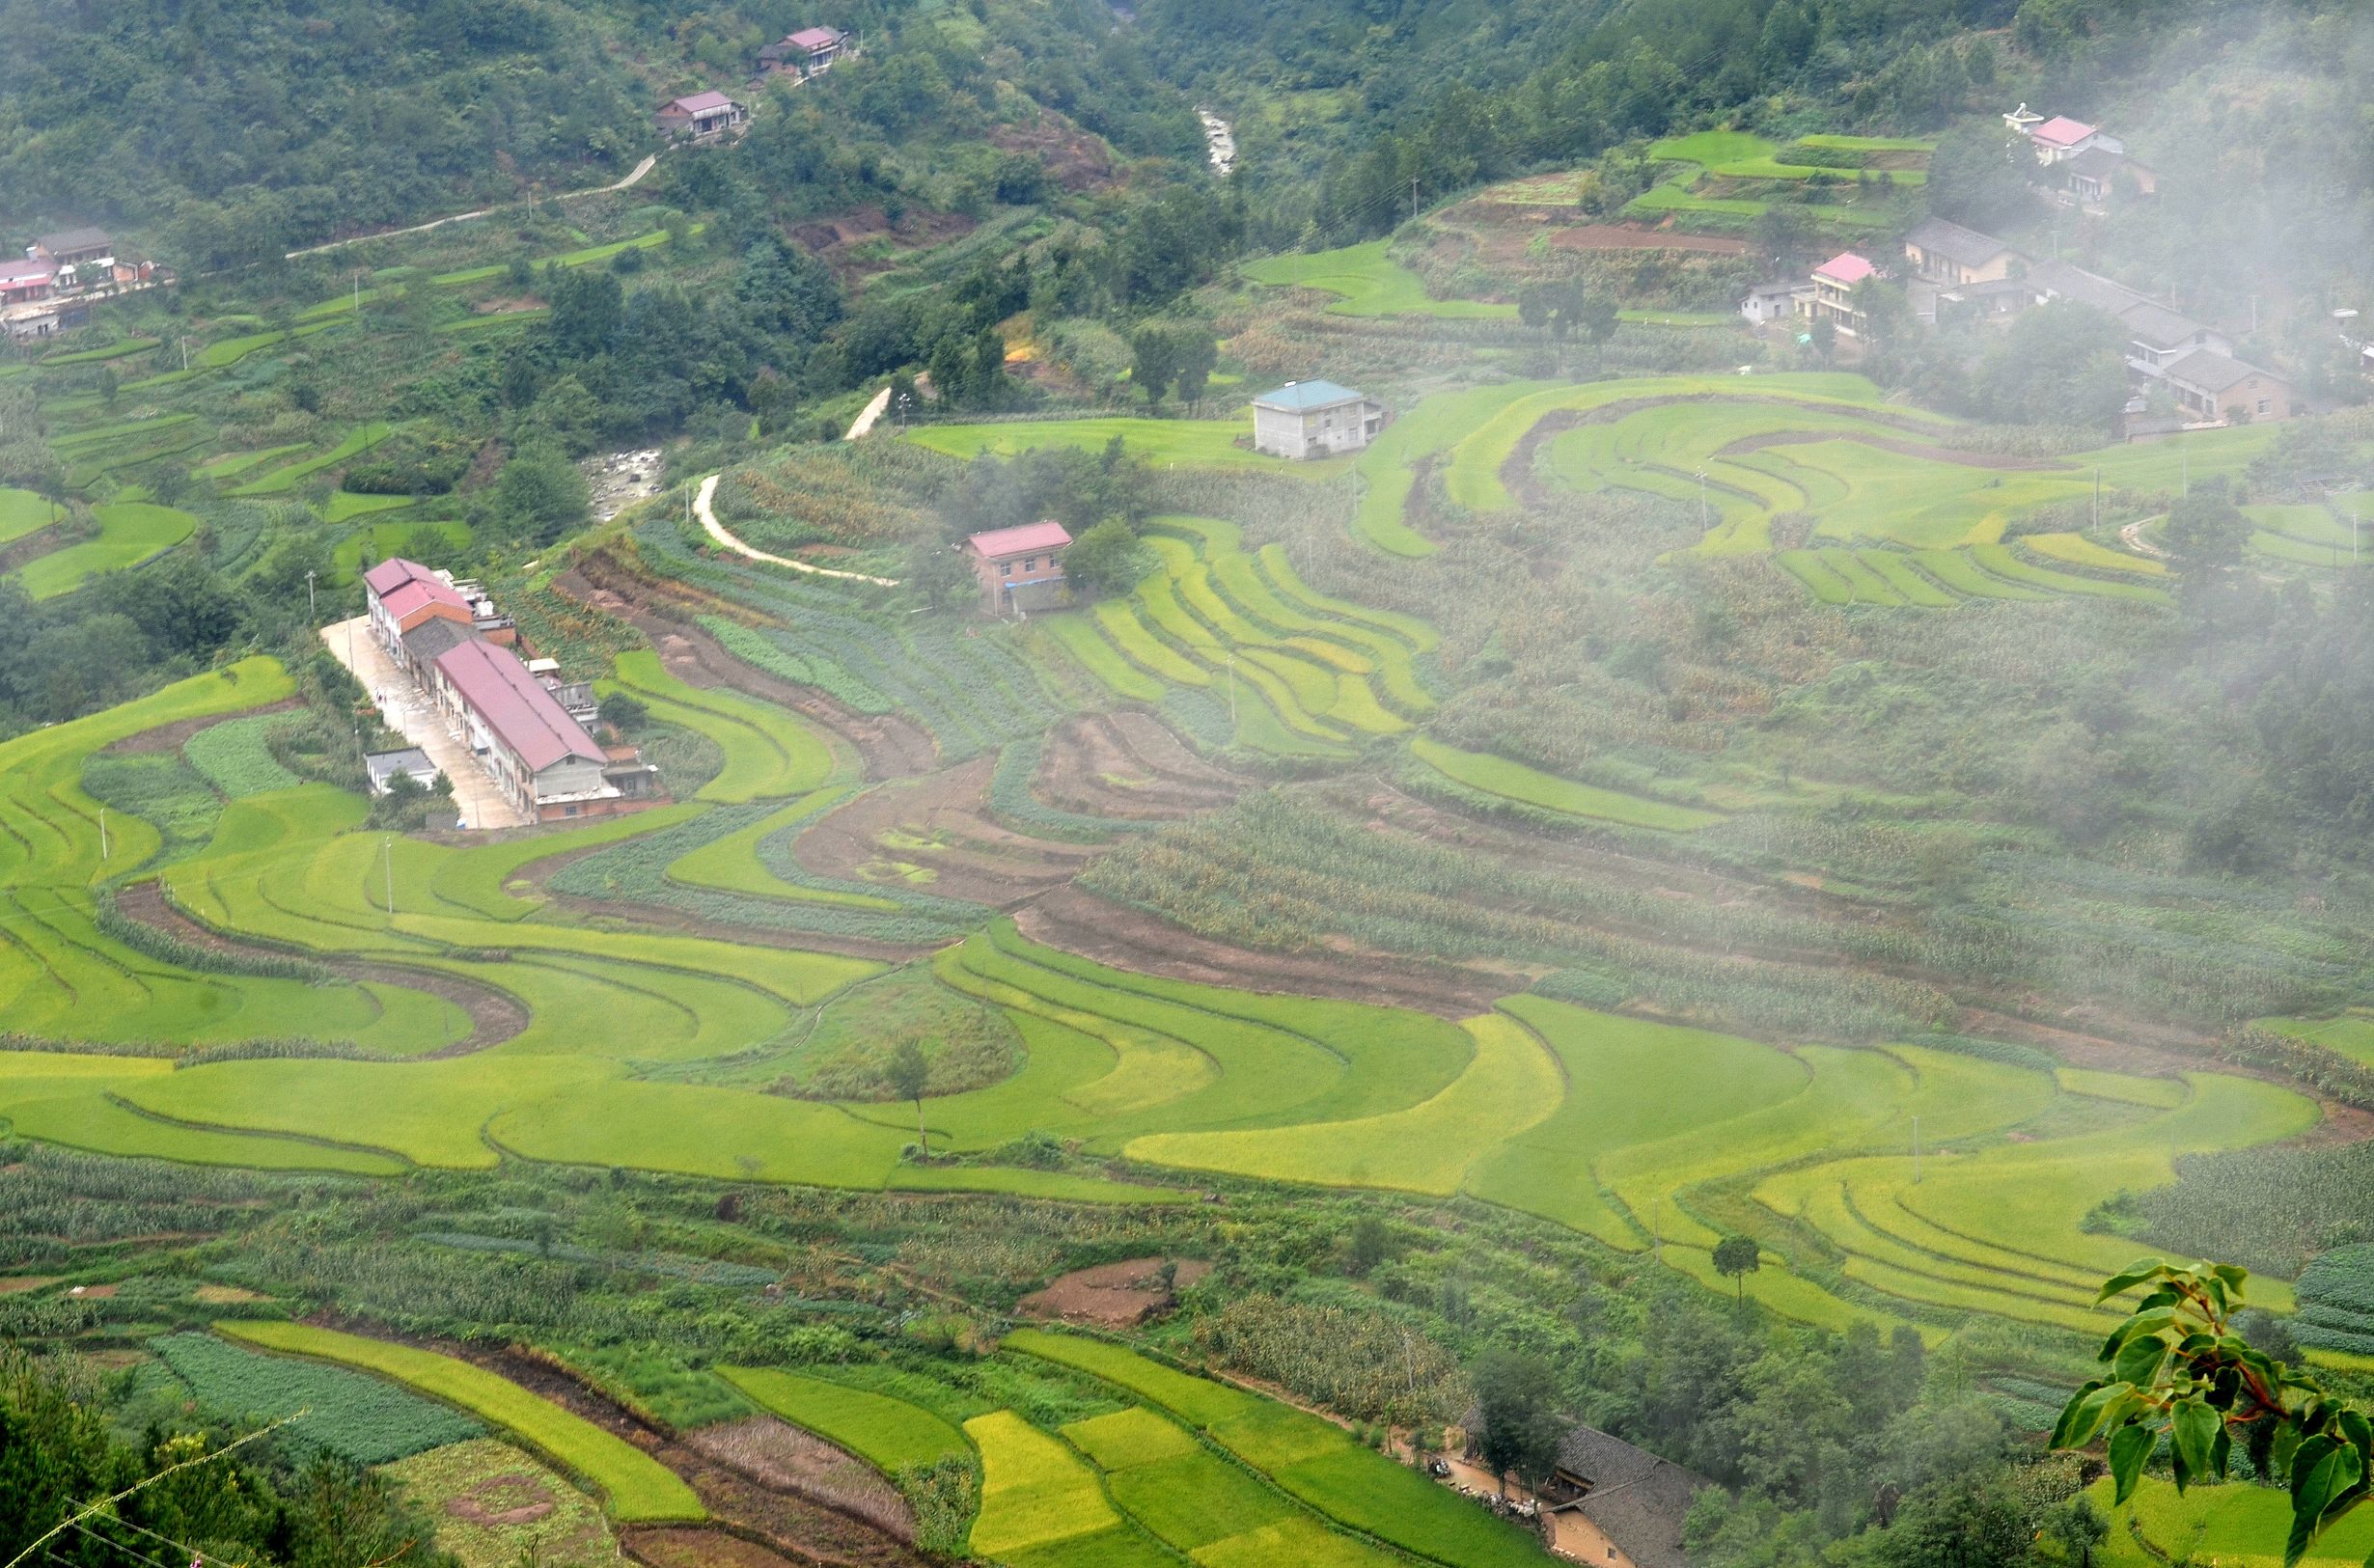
[962,520,1072,614]
[1739,280,1808,326]
[365,748,440,797]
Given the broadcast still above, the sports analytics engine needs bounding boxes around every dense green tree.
[1472,1349,1564,1499]
[884,1038,930,1157]
[1713,1235,1761,1300]
[2163,477,2250,571]
[1060,518,1152,598]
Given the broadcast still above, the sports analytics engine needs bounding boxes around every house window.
[1000,562,1012,576]
[1024,557,1036,570]
[2258,399,2272,415]
[564,804,581,817]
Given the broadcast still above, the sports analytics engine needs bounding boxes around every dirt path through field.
[695,474,899,586]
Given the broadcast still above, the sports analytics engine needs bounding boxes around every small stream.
[1197,107,1236,176]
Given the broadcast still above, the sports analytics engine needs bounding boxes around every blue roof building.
[1251,379,1383,459]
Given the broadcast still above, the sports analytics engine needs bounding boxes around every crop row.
[1778,542,2169,608]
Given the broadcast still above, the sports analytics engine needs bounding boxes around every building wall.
[970,550,1066,613]
[1252,400,1375,458]
[1559,1509,1636,1568]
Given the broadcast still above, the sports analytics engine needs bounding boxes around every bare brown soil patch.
[1550,224,1749,255]
[1015,883,1512,1018]
[625,1527,807,1568]
[683,1417,913,1544]
[0,1276,61,1295]
[442,1343,928,1568]
[107,698,301,755]
[116,881,529,1055]
[792,754,1091,909]
[789,206,979,288]
[1018,1256,1212,1328]
[1035,713,1242,823]
[983,113,1116,192]
[192,1283,271,1304]
[67,1283,118,1299]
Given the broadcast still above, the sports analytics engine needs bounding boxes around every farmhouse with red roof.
[1809,252,1878,337]
[655,90,747,142]
[759,26,851,76]
[962,520,1072,614]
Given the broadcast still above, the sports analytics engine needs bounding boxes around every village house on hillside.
[1739,278,1809,326]
[1901,217,2024,287]
[3,227,161,341]
[1459,1414,1711,1568]
[655,91,747,142]
[759,26,851,76]
[2002,103,2155,210]
[361,558,660,823]
[1251,380,1385,458]
[2165,350,2293,424]
[1808,251,1876,337]
[963,521,1071,615]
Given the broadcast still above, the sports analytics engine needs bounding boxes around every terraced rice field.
[11,501,199,599]
[0,638,2334,1336]
[1240,239,1518,319]
[1010,1332,1547,1568]
[1337,374,2224,609]
[1042,515,1434,758]
[719,1366,970,1474]
[907,417,1343,472]
[2089,1476,2374,1567]
[218,1321,706,1522]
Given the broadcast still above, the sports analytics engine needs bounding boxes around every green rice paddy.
[11,501,198,599]
[220,1322,705,1522]
[0,650,2331,1334]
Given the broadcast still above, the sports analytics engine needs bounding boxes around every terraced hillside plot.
[1409,737,1720,830]
[382,1438,619,1568]
[154,1331,481,1463]
[719,1366,970,1474]
[605,650,838,801]
[908,417,1342,473]
[0,486,55,544]
[1008,1333,1550,1567]
[1240,239,1517,319]
[218,1321,705,1522]
[1042,515,1434,758]
[966,1409,1118,1558]
[2089,1476,2374,1567]
[12,501,197,599]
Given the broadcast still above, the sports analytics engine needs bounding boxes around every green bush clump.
[152,1331,482,1463]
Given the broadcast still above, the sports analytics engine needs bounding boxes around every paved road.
[320,617,530,830]
[693,472,900,586]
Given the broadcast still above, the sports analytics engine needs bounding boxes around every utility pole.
[2092,466,2101,531]
[1409,177,1419,227]
[179,337,190,372]
[1697,468,1710,531]
[1653,1197,1663,1261]
[383,837,395,917]
[305,568,317,620]
[1225,654,1237,725]
[98,807,108,862]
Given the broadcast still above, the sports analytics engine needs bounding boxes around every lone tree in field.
[1713,1235,1761,1301]
[1471,1350,1563,1500]
[885,1040,931,1159]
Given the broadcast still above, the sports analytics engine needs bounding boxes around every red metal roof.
[1814,251,1875,285]
[666,91,735,115]
[378,579,469,624]
[787,26,842,48]
[2030,116,2097,147]
[432,639,605,774]
[964,521,1072,559]
[363,557,441,597]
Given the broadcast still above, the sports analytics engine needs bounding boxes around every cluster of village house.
[360,558,662,825]
[653,25,852,142]
[0,228,162,343]
[1740,106,2293,429]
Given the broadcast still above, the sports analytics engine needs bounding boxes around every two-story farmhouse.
[759,26,850,75]
[1901,218,2024,287]
[1808,252,1876,336]
[655,91,748,142]
[363,557,475,668]
[1251,380,1384,459]
[962,521,1072,614]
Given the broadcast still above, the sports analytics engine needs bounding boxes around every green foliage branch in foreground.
[2055,1258,2372,1564]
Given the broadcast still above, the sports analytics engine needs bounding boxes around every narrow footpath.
[693,472,900,586]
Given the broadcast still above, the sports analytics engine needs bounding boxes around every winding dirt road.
[693,473,900,586]
[285,153,662,260]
